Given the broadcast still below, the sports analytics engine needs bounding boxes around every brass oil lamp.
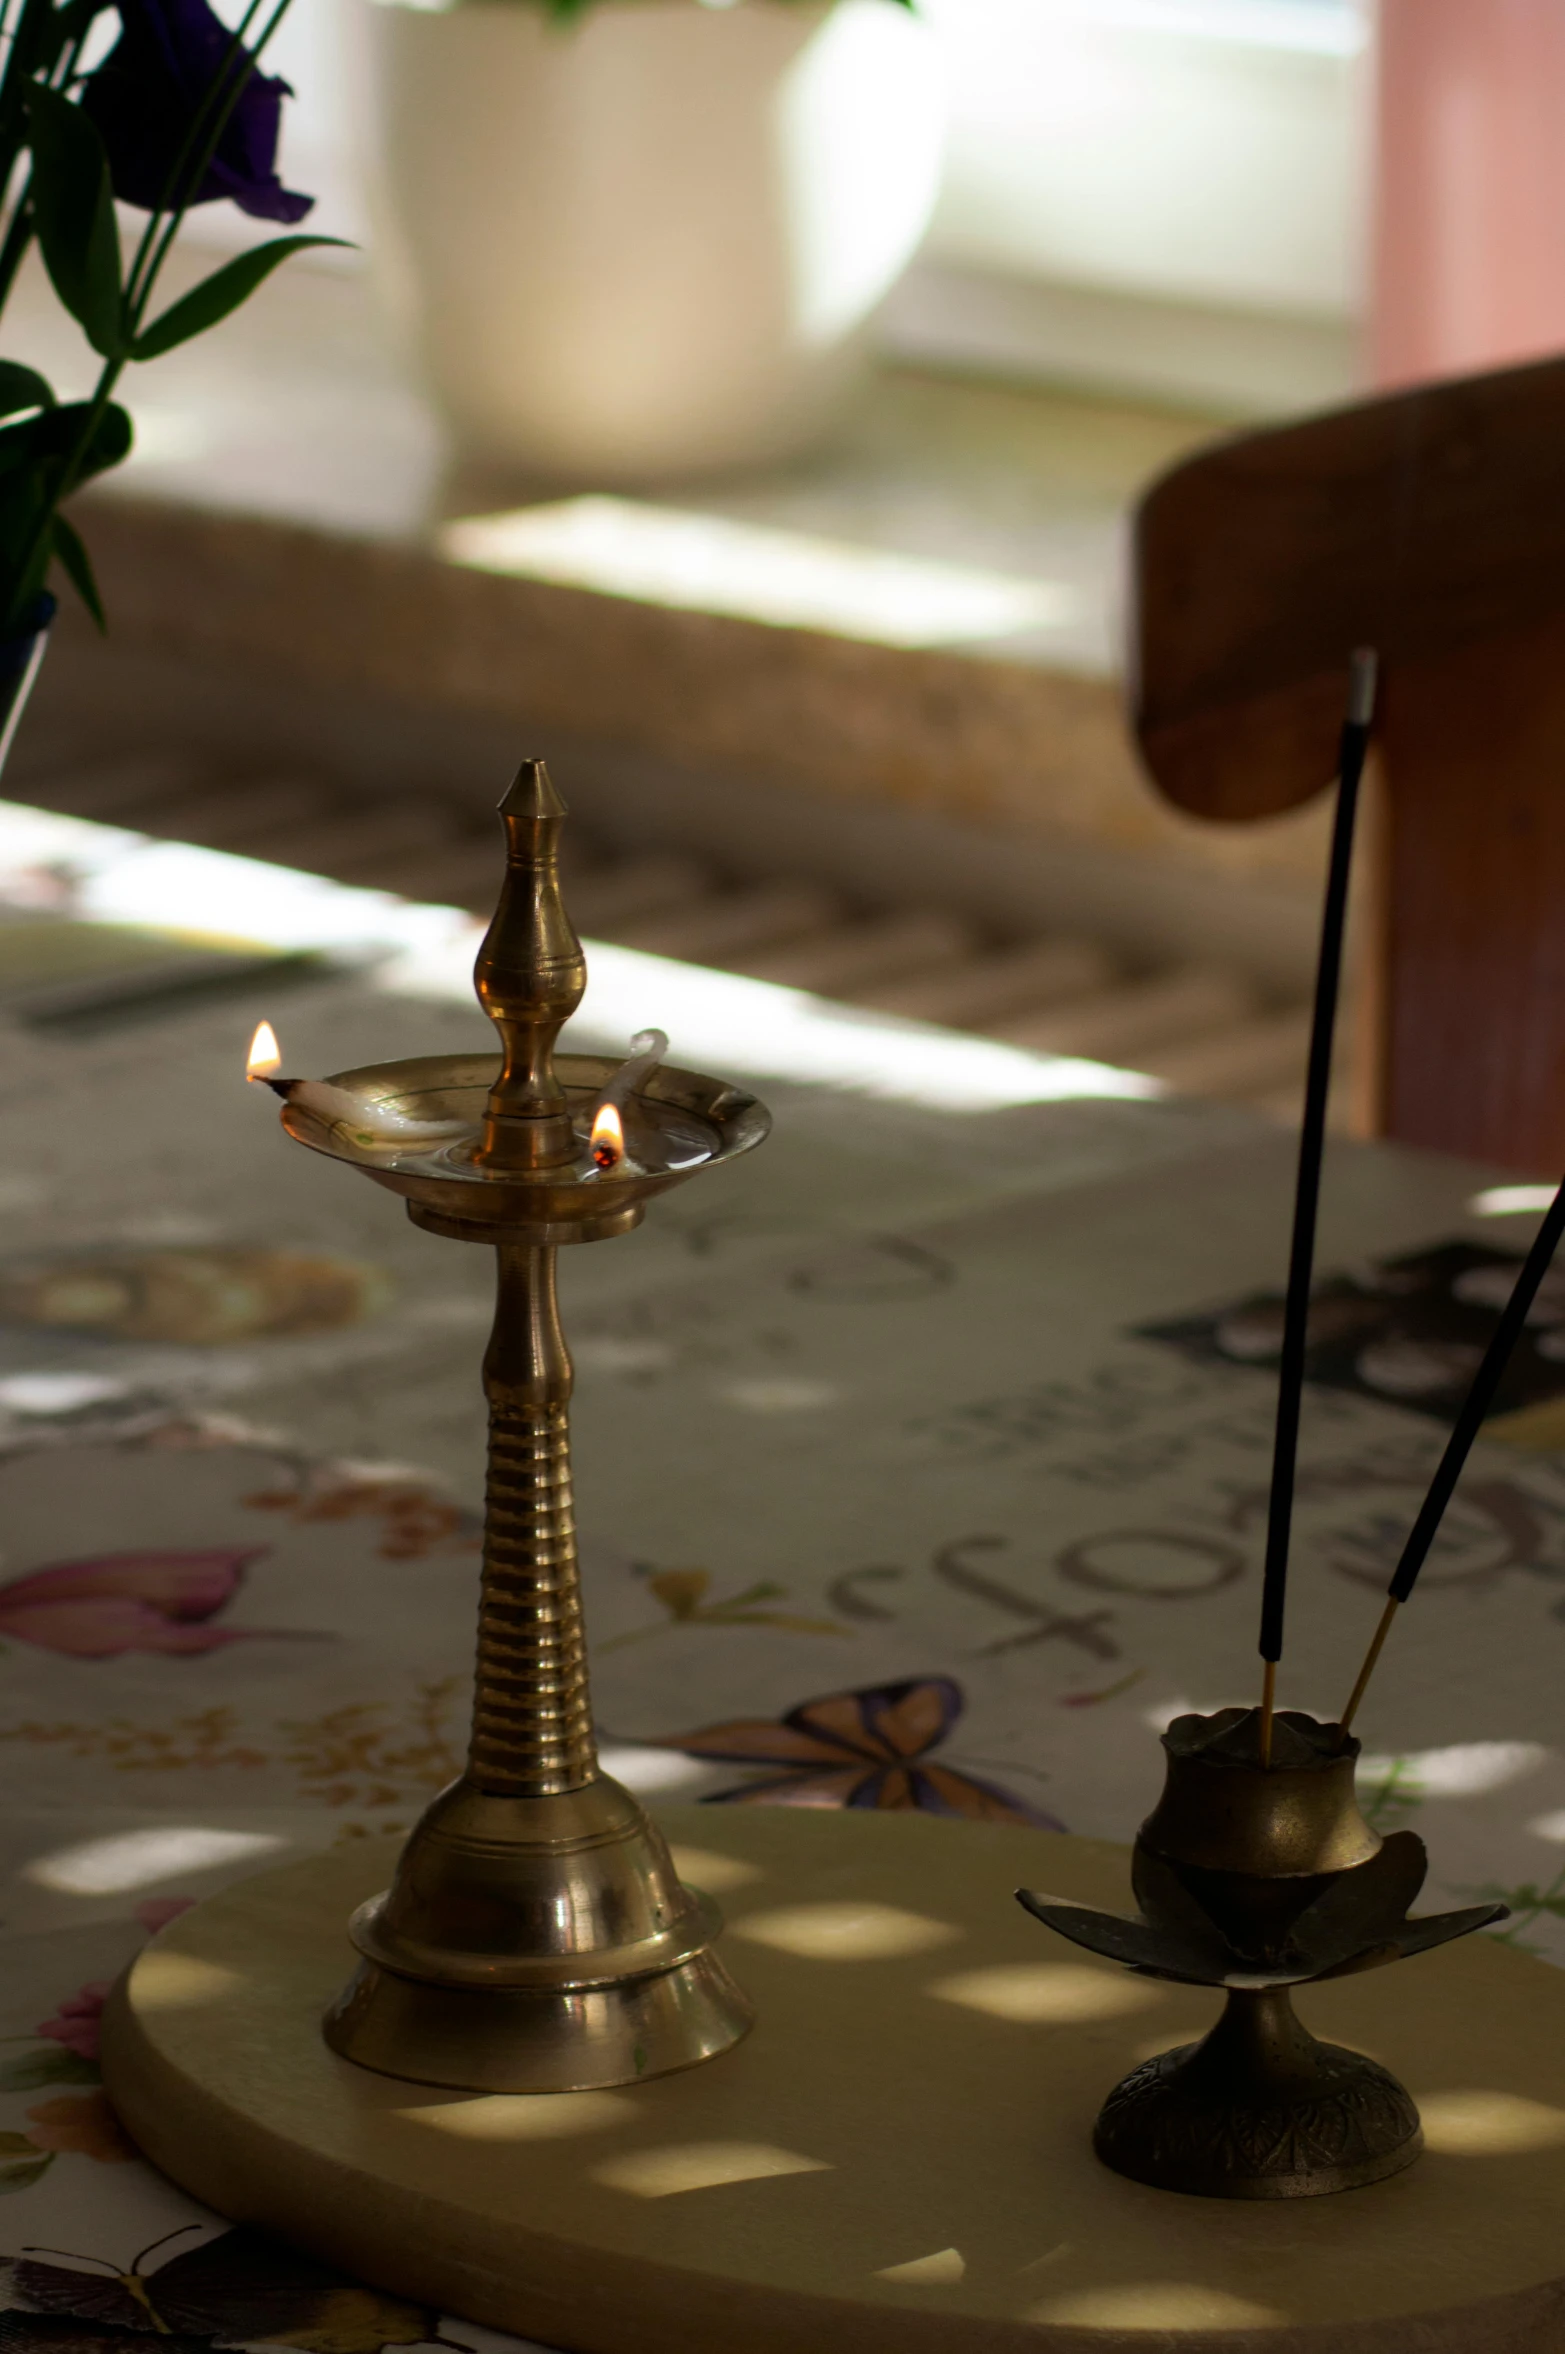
[265,760,768,2092]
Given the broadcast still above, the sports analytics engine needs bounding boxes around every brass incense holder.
[278,761,768,2092]
[1019,1707,1506,2199]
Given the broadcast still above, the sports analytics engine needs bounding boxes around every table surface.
[105,1813,1565,2353]
[2,821,1564,2351]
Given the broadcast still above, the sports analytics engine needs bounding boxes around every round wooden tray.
[100,1806,1565,2353]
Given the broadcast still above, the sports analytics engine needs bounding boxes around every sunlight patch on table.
[25,1825,285,1895]
[668,1844,765,1893]
[135,1950,242,2009]
[732,1900,961,1960]
[0,802,1158,1118]
[592,2141,832,2198]
[1471,1185,1558,1217]
[928,1962,1159,2024]
[0,1372,130,1414]
[874,2246,966,2286]
[1030,2283,1283,2330]
[403,2091,630,2141]
[552,942,1164,1114]
[390,924,1161,1113]
[1420,2091,1565,2154]
[1358,1742,1547,1798]
[595,1742,713,1795]
[716,1377,842,1414]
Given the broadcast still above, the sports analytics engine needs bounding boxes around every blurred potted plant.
[360,0,945,480]
[0,0,335,760]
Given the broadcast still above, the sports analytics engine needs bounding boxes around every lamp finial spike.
[471,757,585,1171]
[499,757,566,822]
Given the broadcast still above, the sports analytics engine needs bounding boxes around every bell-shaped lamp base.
[326,1948,753,2094]
[322,1772,753,2092]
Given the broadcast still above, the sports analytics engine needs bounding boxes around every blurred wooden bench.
[1129,353,1565,1173]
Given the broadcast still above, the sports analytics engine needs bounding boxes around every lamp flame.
[591,1101,624,1171]
[247,1020,282,1081]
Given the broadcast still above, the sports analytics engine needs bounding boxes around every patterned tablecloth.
[2,848,1564,2351]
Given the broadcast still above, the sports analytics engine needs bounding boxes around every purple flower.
[80,0,313,225]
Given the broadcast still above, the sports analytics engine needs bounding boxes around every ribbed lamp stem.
[468,1243,596,1794]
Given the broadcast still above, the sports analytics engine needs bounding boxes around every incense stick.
[1257,649,1378,1765]
[1338,1172,1565,1736]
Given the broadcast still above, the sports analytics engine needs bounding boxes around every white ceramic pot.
[360,0,945,478]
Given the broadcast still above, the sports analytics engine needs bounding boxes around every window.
[885,0,1372,412]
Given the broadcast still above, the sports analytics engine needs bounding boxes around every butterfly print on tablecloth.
[653,1675,1061,1827]
[1,2223,467,2351]
[0,2318,216,2350]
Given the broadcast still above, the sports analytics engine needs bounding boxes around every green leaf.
[0,2043,100,2091]
[0,2131,37,2152]
[0,411,47,480]
[0,2154,53,2193]
[132,235,349,362]
[50,509,104,629]
[0,361,53,419]
[60,398,133,486]
[1,0,111,87]
[50,0,116,49]
[25,86,122,358]
[0,397,130,630]
[0,396,132,484]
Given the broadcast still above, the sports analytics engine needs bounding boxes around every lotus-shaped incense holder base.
[1019,1707,1507,2198]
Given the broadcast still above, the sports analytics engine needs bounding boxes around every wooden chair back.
[1130,354,1565,1173]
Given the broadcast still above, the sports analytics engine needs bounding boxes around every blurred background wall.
[249,0,1373,420]
[195,0,1565,420]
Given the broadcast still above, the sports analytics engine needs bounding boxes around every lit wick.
[591,1102,624,1172]
[588,1028,667,1174]
[245,1021,466,1147]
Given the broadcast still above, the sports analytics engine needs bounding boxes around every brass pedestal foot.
[324,1775,752,2091]
[1093,1984,1421,2199]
